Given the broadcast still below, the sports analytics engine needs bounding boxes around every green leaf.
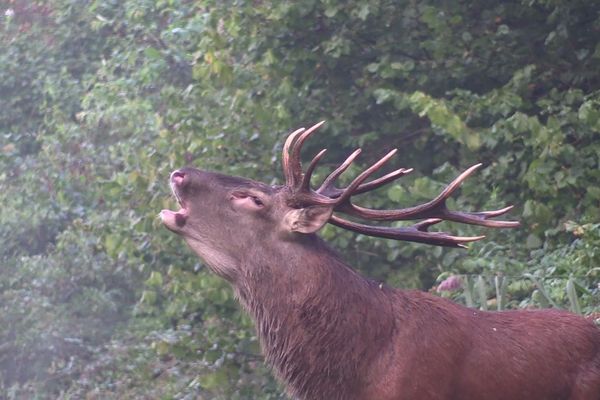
[140,290,157,305]
[146,271,163,287]
[387,185,405,202]
[525,234,543,249]
[356,4,370,20]
[566,277,582,314]
[373,88,396,104]
[199,369,230,390]
[325,6,339,18]
[144,47,162,59]
[104,234,120,258]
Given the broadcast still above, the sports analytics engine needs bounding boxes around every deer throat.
[233,253,395,400]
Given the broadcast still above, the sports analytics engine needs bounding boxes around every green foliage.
[1,0,599,398]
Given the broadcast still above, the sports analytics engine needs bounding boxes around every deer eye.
[251,196,264,207]
[231,191,265,208]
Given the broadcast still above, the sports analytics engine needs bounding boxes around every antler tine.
[300,149,328,192]
[329,215,486,248]
[353,167,413,195]
[436,206,520,228]
[478,204,515,218]
[317,148,362,197]
[334,149,398,205]
[434,163,483,204]
[288,121,326,188]
[282,127,306,186]
[317,148,400,199]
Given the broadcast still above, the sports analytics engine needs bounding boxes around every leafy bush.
[1,0,598,398]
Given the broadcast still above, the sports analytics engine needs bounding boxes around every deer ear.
[283,206,333,234]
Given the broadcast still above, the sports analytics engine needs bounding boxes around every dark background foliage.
[1,0,599,398]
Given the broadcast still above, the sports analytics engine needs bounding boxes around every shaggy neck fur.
[233,234,396,400]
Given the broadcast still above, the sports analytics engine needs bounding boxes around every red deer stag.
[160,121,600,400]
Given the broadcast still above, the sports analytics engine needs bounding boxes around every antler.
[282,122,519,248]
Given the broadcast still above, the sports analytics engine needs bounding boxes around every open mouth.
[160,207,188,228]
[160,170,189,229]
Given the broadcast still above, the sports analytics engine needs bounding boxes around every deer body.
[161,122,600,400]
[232,236,600,400]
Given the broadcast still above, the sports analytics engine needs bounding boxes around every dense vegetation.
[1,0,599,398]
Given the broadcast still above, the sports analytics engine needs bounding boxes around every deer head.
[160,121,518,281]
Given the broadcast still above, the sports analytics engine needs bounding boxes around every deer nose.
[170,170,186,186]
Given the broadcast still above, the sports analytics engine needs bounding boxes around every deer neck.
[233,234,395,400]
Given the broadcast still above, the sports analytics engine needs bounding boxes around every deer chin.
[160,208,188,231]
